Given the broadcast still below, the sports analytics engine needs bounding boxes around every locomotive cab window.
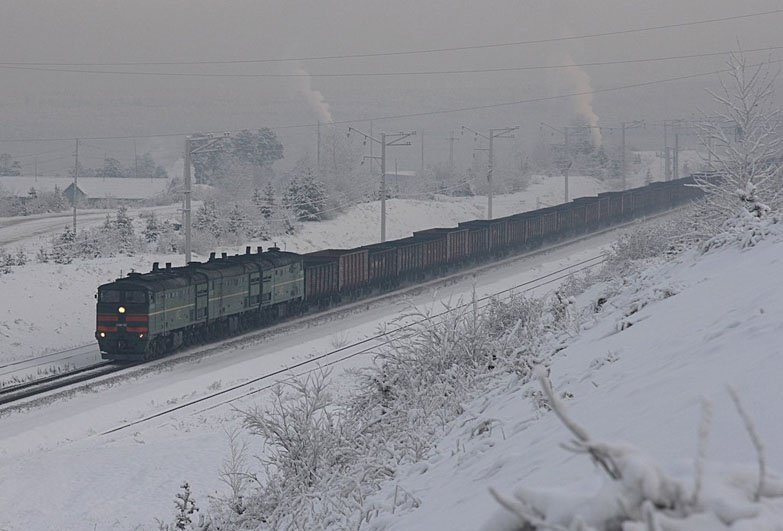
[99,290,121,303]
[125,291,147,303]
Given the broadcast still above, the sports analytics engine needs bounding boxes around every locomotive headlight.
[118,306,126,314]
[99,332,106,338]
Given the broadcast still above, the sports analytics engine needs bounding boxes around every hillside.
[374,226,783,529]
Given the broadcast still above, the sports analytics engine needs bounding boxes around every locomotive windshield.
[99,290,121,302]
[99,290,146,303]
[125,291,147,303]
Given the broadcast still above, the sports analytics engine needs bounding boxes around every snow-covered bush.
[603,215,693,276]
[484,370,783,530]
[0,247,28,274]
[205,290,580,530]
[156,482,211,531]
[283,166,327,222]
[45,206,144,263]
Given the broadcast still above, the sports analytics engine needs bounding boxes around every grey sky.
[1,0,781,172]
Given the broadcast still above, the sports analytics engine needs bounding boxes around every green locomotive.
[96,246,303,361]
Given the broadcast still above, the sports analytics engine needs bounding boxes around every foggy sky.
[1,0,782,173]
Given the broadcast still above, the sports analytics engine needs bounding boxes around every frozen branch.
[488,487,568,531]
[728,385,766,502]
[535,366,620,480]
[691,399,713,507]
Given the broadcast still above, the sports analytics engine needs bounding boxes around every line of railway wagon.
[302,175,701,304]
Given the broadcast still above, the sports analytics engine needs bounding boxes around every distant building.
[0,176,170,205]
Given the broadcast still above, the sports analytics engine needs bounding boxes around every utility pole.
[621,122,626,190]
[381,133,387,241]
[673,132,680,180]
[134,139,139,179]
[540,122,572,202]
[461,125,518,219]
[317,121,321,170]
[663,121,670,181]
[447,130,458,174]
[348,127,415,242]
[183,132,231,263]
[420,131,425,172]
[620,120,645,189]
[564,127,570,202]
[663,119,686,181]
[184,138,192,263]
[72,138,79,234]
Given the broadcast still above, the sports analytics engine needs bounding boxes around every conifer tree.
[262,181,275,219]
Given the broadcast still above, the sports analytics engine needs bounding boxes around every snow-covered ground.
[6,153,764,530]
[381,231,783,530]
[0,211,780,529]
[0,228,622,530]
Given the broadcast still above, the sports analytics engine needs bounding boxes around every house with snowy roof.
[0,176,171,205]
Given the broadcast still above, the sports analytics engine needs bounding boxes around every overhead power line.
[0,8,780,66]
[0,45,781,79]
[1,57,781,143]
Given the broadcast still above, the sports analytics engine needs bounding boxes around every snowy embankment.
[373,230,783,530]
[0,176,606,364]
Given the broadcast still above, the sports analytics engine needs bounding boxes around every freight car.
[97,175,702,361]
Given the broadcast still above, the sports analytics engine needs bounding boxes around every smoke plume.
[291,64,333,123]
[562,52,602,147]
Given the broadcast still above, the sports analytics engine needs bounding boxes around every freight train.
[96,176,703,361]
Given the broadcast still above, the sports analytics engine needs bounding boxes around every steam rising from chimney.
[291,63,333,123]
[562,52,602,147]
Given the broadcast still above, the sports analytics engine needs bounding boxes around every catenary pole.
[674,132,680,180]
[72,138,79,234]
[461,125,517,220]
[621,122,626,190]
[488,131,494,219]
[564,127,570,202]
[381,133,387,242]
[348,127,414,243]
[184,137,192,263]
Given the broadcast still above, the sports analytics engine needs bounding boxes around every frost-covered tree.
[156,482,211,531]
[143,211,161,243]
[696,52,783,247]
[283,163,327,222]
[113,206,136,252]
[225,204,249,238]
[51,225,75,264]
[191,128,283,185]
[0,153,21,176]
[136,152,168,179]
[194,200,222,238]
[96,157,125,178]
[261,181,275,219]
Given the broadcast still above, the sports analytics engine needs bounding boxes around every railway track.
[0,361,127,407]
[102,253,608,434]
